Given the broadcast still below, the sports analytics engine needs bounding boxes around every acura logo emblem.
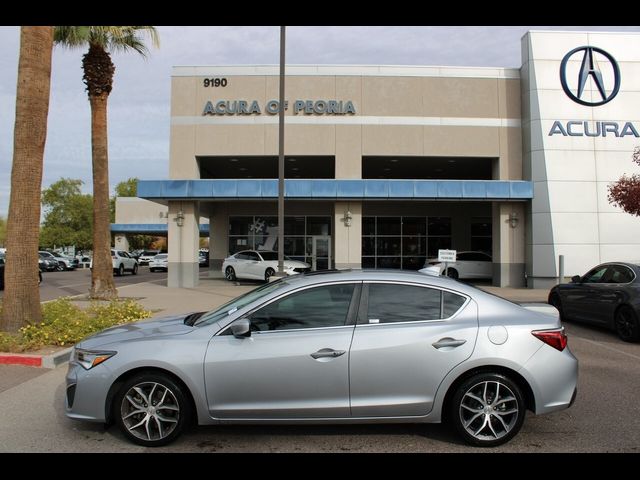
[560,46,620,107]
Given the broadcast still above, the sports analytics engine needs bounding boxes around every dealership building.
[113,30,640,288]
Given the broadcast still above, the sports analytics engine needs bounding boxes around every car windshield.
[194,280,289,327]
[257,252,291,261]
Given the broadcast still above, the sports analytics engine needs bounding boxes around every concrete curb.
[0,347,73,369]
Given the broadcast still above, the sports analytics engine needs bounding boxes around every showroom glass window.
[362,216,451,270]
[229,215,332,269]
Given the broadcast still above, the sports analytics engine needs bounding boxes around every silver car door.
[349,282,478,417]
[204,282,360,419]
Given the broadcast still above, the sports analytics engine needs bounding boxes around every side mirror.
[571,275,581,283]
[230,318,251,338]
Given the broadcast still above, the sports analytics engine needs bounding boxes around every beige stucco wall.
[169,66,522,181]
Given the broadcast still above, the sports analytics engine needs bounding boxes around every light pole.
[277,26,286,276]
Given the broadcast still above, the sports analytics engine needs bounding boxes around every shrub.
[0,297,152,352]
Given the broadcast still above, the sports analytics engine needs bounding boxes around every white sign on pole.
[438,249,457,262]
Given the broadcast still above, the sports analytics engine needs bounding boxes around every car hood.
[76,313,194,349]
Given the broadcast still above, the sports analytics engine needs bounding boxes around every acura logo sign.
[560,46,621,107]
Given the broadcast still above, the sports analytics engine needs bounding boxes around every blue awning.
[110,223,210,236]
[137,179,532,201]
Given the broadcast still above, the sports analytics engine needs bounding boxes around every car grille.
[293,268,311,273]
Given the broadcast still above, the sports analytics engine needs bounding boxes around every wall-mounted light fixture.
[176,209,185,227]
[343,210,353,227]
[509,211,519,229]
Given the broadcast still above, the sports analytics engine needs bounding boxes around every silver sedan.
[65,270,578,447]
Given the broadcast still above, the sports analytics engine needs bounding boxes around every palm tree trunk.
[1,27,54,332]
[88,93,117,299]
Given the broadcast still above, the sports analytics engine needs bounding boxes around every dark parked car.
[0,255,42,290]
[548,262,640,342]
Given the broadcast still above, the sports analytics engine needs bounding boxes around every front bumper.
[65,359,114,423]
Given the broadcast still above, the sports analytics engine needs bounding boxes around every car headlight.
[74,348,117,370]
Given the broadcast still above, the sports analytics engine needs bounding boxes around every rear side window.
[606,265,634,284]
[364,284,466,324]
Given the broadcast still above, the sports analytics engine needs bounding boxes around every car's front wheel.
[114,372,190,447]
[132,264,138,275]
[450,373,526,447]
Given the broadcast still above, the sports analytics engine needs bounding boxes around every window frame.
[602,264,636,285]
[216,281,362,336]
[356,281,470,326]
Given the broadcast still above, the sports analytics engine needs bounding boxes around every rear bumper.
[519,345,579,415]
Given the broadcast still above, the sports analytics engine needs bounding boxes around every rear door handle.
[311,348,346,359]
[432,338,467,349]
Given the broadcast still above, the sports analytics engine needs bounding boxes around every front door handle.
[432,338,467,349]
[311,348,346,359]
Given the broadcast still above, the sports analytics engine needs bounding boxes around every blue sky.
[1,25,639,217]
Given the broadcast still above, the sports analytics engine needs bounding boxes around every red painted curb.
[0,354,42,367]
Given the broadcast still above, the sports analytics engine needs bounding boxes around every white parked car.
[90,249,138,276]
[223,250,311,282]
[138,250,161,266]
[149,253,168,272]
[419,251,492,280]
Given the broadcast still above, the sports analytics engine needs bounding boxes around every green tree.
[1,27,54,332]
[40,178,93,250]
[54,27,159,300]
[0,216,6,248]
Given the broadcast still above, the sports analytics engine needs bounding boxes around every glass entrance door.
[311,236,331,271]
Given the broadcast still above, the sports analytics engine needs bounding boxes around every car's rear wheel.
[451,373,525,447]
[446,268,459,280]
[265,267,275,282]
[225,266,236,281]
[132,264,138,275]
[114,372,190,447]
[614,306,640,342]
[549,293,565,321]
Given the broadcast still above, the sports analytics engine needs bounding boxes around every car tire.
[150,268,155,273]
[450,372,526,447]
[614,306,640,342]
[265,267,275,282]
[549,293,565,321]
[225,266,236,281]
[38,271,42,285]
[132,264,138,275]
[113,372,191,447]
[118,264,124,277]
[446,268,459,280]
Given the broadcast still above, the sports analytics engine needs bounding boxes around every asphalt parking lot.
[0,315,638,452]
[0,267,169,302]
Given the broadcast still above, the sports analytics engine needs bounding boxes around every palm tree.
[54,27,159,300]
[1,27,54,332]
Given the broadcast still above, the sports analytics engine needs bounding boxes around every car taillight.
[532,328,567,351]
[112,256,117,259]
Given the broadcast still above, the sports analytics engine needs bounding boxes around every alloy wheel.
[459,380,519,442]
[120,381,180,442]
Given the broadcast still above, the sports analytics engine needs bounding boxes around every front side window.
[583,266,609,283]
[364,283,467,324]
[249,284,355,332]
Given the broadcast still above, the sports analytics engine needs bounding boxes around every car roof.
[272,269,484,296]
